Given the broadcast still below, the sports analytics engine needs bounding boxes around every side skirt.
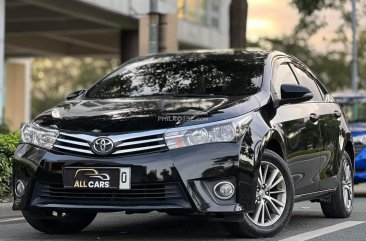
[294,188,337,202]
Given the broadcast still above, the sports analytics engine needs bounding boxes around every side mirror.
[275,84,313,107]
[66,89,86,100]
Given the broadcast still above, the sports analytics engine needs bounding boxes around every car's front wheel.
[22,209,97,234]
[223,150,294,238]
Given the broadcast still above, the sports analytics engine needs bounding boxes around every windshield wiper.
[174,93,216,97]
[138,92,215,97]
[139,91,177,97]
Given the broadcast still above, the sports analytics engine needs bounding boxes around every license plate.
[63,167,131,190]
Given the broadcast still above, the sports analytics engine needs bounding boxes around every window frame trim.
[270,59,300,101]
[290,63,325,103]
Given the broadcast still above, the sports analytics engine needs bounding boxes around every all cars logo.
[73,169,110,188]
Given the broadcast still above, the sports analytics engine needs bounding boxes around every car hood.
[34,96,260,133]
[349,122,366,136]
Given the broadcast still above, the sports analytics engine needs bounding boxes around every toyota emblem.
[92,137,114,155]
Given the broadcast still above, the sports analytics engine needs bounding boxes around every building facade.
[0,0,230,131]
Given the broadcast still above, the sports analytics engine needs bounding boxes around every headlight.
[164,114,252,149]
[353,134,366,145]
[21,123,59,149]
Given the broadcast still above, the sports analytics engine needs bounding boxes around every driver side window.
[291,65,323,102]
[273,63,298,99]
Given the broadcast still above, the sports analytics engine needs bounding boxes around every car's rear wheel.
[321,152,353,218]
[223,150,294,238]
[22,209,97,234]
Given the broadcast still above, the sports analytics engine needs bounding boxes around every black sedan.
[13,50,354,238]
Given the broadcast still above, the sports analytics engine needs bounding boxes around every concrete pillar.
[0,0,5,124]
[139,13,178,56]
[159,14,178,52]
[120,30,139,63]
[139,16,150,56]
[5,59,31,132]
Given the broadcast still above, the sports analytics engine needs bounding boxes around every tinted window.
[86,54,264,99]
[292,66,323,101]
[273,63,298,99]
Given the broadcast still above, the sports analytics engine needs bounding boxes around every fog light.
[214,181,235,199]
[15,180,25,197]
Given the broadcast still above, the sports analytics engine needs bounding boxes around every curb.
[0,202,21,219]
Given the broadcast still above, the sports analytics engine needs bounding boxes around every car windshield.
[85,53,264,99]
[337,98,366,122]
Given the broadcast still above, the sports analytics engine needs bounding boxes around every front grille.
[37,182,185,202]
[354,142,365,157]
[52,129,168,157]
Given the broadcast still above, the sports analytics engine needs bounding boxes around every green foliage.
[260,35,351,91]
[290,0,352,37]
[32,57,119,118]
[271,0,366,91]
[0,133,20,198]
[0,123,10,134]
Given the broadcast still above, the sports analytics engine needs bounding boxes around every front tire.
[223,150,294,238]
[22,209,97,234]
[321,152,353,218]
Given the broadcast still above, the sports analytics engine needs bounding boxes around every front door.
[277,103,322,195]
[291,64,341,192]
[271,61,322,195]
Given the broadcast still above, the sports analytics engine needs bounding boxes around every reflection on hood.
[34,96,259,133]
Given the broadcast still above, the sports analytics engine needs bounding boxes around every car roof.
[145,49,270,57]
[126,49,272,64]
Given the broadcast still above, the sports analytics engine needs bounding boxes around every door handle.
[334,110,341,118]
[309,113,319,123]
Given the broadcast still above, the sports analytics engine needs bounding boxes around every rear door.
[291,64,341,191]
[272,61,322,195]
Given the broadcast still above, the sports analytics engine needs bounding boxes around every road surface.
[1,184,366,241]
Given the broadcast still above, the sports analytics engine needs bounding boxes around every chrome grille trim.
[60,132,95,142]
[52,129,168,156]
[116,137,164,147]
[108,129,167,143]
[114,144,167,154]
[57,138,90,147]
[53,145,94,154]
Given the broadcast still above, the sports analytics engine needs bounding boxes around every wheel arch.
[259,129,287,162]
[344,140,355,169]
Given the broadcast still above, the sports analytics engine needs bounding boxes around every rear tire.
[22,209,97,234]
[321,152,353,218]
[223,150,294,238]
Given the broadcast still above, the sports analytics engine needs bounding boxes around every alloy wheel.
[342,160,353,211]
[246,161,287,227]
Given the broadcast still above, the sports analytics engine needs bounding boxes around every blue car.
[334,92,366,183]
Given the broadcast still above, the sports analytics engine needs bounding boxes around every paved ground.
[1,184,366,241]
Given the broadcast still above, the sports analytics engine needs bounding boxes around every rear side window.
[273,63,298,99]
[292,66,323,102]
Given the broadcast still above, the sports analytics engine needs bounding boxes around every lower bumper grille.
[34,182,190,209]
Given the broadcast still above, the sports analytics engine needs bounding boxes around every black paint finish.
[13,50,353,215]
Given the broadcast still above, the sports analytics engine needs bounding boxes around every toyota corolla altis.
[13,50,354,238]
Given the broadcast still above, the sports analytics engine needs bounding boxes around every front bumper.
[13,135,259,214]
